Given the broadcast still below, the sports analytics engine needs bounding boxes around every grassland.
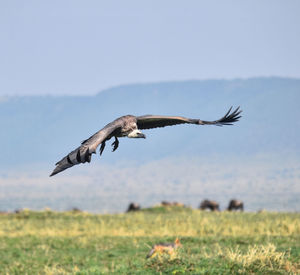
[0,207,299,274]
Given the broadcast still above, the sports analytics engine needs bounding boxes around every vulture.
[50,107,242,176]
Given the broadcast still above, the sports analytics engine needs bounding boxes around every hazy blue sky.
[1,1,299,96]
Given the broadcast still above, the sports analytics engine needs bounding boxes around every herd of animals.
[0,200,243,215]
[3,199,243,259]
[128,199,244,258]
[127,199,244,212]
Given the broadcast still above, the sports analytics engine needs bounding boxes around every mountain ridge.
[1,77,299,170]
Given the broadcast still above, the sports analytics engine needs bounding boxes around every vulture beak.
[139,133,146,139]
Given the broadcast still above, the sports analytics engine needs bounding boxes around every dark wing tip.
[49,169,58,177]
[217,106,242,125]
[199,106,242,126]
[49,165,64,177]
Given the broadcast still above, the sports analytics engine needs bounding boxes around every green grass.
[0,207,299,274]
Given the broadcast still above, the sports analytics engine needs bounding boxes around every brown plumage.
[50,107,242,176]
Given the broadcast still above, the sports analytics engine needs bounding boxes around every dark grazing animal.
[126,202,141,212]
[161,201,173,206]
[50,107,242,176]
[227,199,244,211]
[199,199,220,211]
[161,201,184,207]
[70,207,81,213]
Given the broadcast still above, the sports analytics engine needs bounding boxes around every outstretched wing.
[136,107,242,130]
[50,120,122,177]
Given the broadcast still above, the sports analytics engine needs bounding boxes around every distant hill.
[1,77,300,169]
[1,77,300,213]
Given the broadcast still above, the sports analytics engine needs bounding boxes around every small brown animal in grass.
[146,238,182,258]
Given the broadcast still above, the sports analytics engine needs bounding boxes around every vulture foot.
[112,137,119,152]
[100,141,106,155]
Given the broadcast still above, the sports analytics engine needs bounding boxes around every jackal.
[146,238,182,258]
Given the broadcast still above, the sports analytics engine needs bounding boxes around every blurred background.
[0,1,299,213]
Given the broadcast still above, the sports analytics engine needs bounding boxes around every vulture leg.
[99,141,106,155]
[111,136,119,152]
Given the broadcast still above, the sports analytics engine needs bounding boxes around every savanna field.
[0,206,299,274]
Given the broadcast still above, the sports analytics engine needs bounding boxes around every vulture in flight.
[50,107,242,176]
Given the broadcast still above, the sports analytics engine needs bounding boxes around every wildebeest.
[227,199,244,211]
[161,201,184,207]
[161,201,172,206]
[199,199,220,211]
[71,207,82,213]
[126,202,141,212]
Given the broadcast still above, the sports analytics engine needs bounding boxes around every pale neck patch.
[128,129,144,138]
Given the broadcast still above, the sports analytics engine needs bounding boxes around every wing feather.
[137,107,242,130]
[50,121,122,176]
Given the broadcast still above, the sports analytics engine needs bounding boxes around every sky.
[0,0,300,96]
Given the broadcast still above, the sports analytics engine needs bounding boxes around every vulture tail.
[50,145,93,177]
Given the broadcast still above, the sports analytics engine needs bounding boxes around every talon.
[100,141,106,155]
[111,137,119,152]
